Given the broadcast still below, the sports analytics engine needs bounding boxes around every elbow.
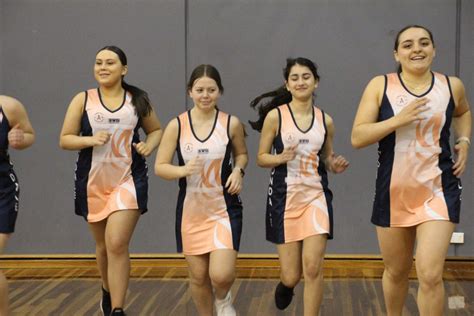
[59,138,67,150]
[351,139,363,149]
[350,133,364,149]
[154,165,161,177]
[154,164,167,178]
[59,137,73,150]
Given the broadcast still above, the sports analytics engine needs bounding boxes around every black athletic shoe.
[274,281,294,310]
[100,287,111,316]
[110,308,126,316]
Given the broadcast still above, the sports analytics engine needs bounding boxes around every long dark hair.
[393,25,435,74]
[97,45,152,117]
[249,57,320,132]
[187,64,224,93]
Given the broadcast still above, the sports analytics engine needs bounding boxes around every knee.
[210,270,235,289]
[190,272,210,288]
[95,241,107,256]
[385,263,412,283]
[417,265,443,289]
[303,261,323,281]
[106,236,129,256]
[280,268,301,287]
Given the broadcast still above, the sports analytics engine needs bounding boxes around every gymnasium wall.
[457,0,474,256]
[0,1,3,89]
[0,0,472,256]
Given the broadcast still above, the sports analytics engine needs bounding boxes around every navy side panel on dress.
[221,140,243,251]
[131,123,149,214]
[75,101,93,220]
[0,108,20,233]
[266,132,288,244]
[371,91,396,227]
[439,91,461,223]
[0,107,9,151]
[175,118,185,253]
[0,168,19,233]
[318,111,333,239]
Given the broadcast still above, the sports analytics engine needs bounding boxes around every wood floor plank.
[2,257,473,280]
[6,278,474,315]
[2,256,473,315]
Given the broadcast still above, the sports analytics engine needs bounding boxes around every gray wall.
[0,0,3,89]
[1,0,186,254]
[1,0,472,256]
[456,0,474,256]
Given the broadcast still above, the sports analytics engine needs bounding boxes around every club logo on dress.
[94,112,105,122]
[396,95,409,106]
[184,143,193,153]
[286,133,296,144]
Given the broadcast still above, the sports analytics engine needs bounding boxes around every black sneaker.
[100,287,111,316]
[110,308,126,316]
[274,281,294,310]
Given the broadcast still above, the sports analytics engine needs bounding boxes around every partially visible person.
[0,95,35,315]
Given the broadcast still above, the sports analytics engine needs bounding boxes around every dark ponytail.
[249,57,319,132]
[121,81,152,117]
[97,45,152,117]
[249,86,291,132]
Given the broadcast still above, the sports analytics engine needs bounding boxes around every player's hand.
[278,145,297,164]
[452,141,469,177]
[395,97,430,127]
[90,131,111,146]
[8,124,25,149]
[328,153,349,174]
[181,156,203,177]
[133,142,153,157]
[225,167,243,195]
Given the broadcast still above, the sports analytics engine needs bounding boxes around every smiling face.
[285,64,318,101]
[394,27,435,74]
[94,49,128,87]
[188,76,221,111]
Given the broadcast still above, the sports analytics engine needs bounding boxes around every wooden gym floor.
[2,255,473,315]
